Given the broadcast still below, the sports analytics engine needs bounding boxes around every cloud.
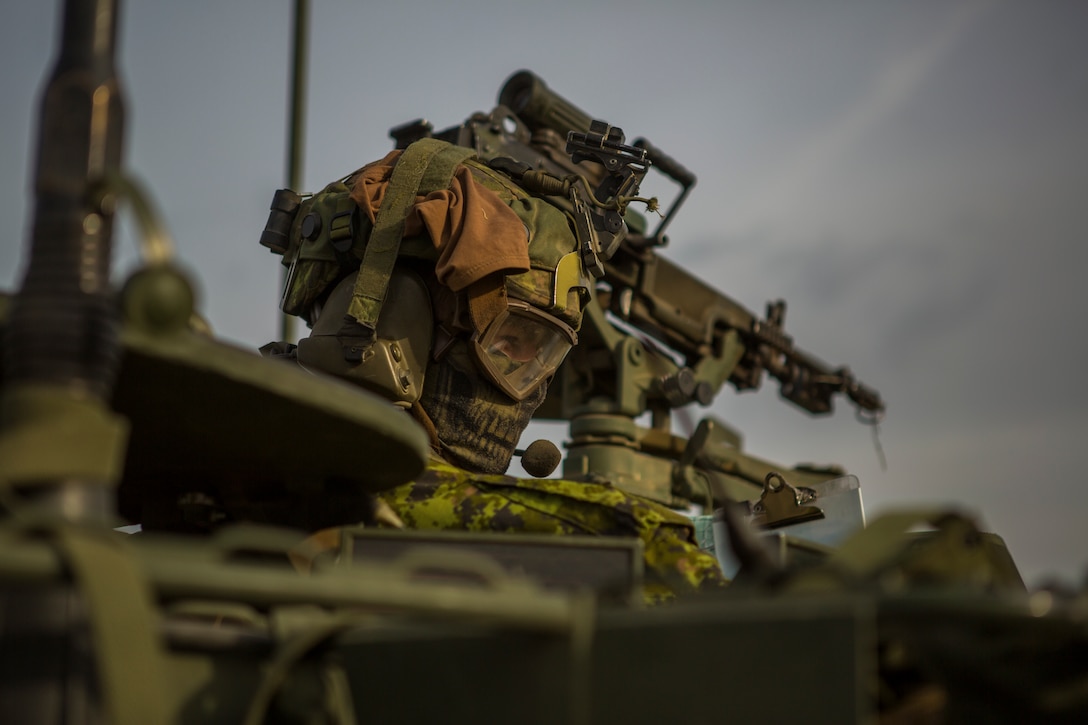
[724,0,1000,235]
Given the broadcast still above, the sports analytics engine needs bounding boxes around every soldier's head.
[417,226,590,474]
[298,162,589,474]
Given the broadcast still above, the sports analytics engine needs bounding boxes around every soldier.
[293,139,727,601]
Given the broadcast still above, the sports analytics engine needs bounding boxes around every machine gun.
[397,70,884,508]
[600,242,885,417]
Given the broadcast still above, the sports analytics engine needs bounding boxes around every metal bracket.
[751,472,824,530]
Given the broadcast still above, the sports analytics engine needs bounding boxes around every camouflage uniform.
[379,458,728,603]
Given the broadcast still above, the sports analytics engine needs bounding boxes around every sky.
[2,0,1086,586]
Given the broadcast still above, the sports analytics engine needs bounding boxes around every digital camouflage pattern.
[379,458,729,603]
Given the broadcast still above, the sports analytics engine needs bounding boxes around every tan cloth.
[350,150,530,293]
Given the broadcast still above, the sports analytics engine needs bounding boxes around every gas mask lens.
[471,301,577,401]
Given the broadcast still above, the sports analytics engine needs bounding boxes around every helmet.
[297,153,590,407]
[296,266,433,406]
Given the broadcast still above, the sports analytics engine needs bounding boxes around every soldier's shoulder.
[422,459,695,529]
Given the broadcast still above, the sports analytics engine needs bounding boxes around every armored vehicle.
[2,1,1085,723]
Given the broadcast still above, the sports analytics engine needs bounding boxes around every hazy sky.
[3,0,1086,585]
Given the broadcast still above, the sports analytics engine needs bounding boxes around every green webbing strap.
[348,139,475,328]
[52,525,169,725]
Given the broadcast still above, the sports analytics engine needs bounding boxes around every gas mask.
[470,299,577,402]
